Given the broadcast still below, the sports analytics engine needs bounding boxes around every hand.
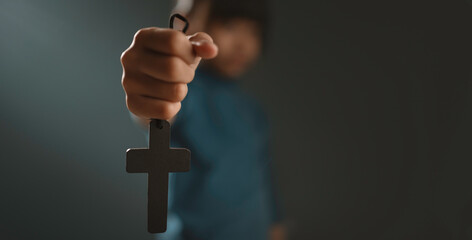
[121,27,218,120]
[269,224,287,240]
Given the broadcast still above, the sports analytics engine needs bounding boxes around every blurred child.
[121,0,285,239]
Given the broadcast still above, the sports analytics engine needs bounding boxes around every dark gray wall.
[1,0,471,239]
[245,1,472,239]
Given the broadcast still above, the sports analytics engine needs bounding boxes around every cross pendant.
[126,119,191,233]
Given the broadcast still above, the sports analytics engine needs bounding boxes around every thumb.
[188,32,218,59]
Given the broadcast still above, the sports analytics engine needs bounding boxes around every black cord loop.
[169,13,189,33]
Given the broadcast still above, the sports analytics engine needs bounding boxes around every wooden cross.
[126,119,190,233]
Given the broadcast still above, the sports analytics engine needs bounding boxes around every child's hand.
[121,28,218,120]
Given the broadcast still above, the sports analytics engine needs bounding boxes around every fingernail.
[191,40,209,46]
[190,41,201,46]
[186,33,198,39]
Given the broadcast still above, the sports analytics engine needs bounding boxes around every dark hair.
[208,0,269,27]
[176,0,270,41]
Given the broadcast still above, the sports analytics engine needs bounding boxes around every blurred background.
[1,0,471,239]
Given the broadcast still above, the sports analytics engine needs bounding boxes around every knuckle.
[165,57,181,81]
[172,84,188,102]
[133,29,147,43]
[120,50,129,64]
[167,31,185,53]
[155,102,179,120]
[187,67,196,82]
[120,49,135,67]
[121,76,132,92]
[125,95,138,112]
[121,76,127,90]
[196,32,212,42]
[158,104,172,119]
[189,32,214,45]
[120,50,127,63]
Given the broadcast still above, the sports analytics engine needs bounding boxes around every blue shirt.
[157,69,281,240]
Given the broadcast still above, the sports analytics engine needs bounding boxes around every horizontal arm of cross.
[167,148,191,172]
[126,148,152,173]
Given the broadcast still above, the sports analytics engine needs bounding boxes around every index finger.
[133,27,196,65]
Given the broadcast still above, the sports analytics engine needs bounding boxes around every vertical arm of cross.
[149,119,170,151]
[148,171,169,233]
[125,119,191,234]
